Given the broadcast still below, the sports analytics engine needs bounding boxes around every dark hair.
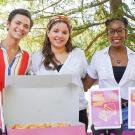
[8,8,33,29]
[42,15,74,70]
[105,17,128,28]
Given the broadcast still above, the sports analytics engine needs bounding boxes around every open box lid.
[3,75,79,126]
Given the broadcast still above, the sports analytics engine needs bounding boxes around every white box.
[3,75,79,126]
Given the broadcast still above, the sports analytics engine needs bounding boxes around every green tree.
[0,0,134,60]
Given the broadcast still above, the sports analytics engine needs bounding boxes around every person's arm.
[82,73,97,92]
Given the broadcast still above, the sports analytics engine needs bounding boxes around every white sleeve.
[80,50,88,78]
[87,52,98,79]
[29,51,43,75]
[29,54,36,75]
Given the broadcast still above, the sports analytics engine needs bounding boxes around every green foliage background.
[0,0,134,61]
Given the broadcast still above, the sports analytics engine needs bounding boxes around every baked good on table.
[10,123,71,129]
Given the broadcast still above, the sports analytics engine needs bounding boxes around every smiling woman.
[83,17,135,135]
[29,15,89,131]
[42,15,73,70]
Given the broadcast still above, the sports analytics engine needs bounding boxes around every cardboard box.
[3,75,85,135]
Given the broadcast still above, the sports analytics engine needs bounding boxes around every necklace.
[116,60,121,64]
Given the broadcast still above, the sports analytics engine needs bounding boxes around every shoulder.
[94,47,108,56]
[31,50,43,60]
[72,47,85,55]
[30,50,44,65]
[91,47,109,62]
[126,47,135,55]
[30,50,44,69]
[97,47,108,54]
[22,50,29,57]
[72,48,87,61]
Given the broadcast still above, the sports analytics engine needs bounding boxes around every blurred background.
[0,0,134,62]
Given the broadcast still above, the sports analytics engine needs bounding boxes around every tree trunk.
[109,0,122,17]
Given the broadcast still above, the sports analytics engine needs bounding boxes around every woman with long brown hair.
[30,15,88,131]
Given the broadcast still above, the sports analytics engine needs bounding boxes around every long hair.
[42,15,73,70]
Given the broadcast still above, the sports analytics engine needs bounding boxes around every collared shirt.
[0,47,29,75]
[87,46,135,100]
[29,48,88,110]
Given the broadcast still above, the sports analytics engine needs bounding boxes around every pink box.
[87,131,135,135]
[7,124,86,135]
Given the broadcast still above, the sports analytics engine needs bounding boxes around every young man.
[0,8,33,91]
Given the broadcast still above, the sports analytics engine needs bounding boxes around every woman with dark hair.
[0,8,33,91]
[30,15,88,131]
[83,17,135,135]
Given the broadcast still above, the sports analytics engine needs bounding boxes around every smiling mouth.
[112,40,121,44]
[55,39,64,43]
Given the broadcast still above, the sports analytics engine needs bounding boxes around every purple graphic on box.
[129,88,135,129]
[90,88,121,129]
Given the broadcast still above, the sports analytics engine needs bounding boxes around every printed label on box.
[90,88,122,129]
[128,88,135,129]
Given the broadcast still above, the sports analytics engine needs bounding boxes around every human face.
[107,20,127,47]
[47,22,70,50]
[7,14,31,40]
